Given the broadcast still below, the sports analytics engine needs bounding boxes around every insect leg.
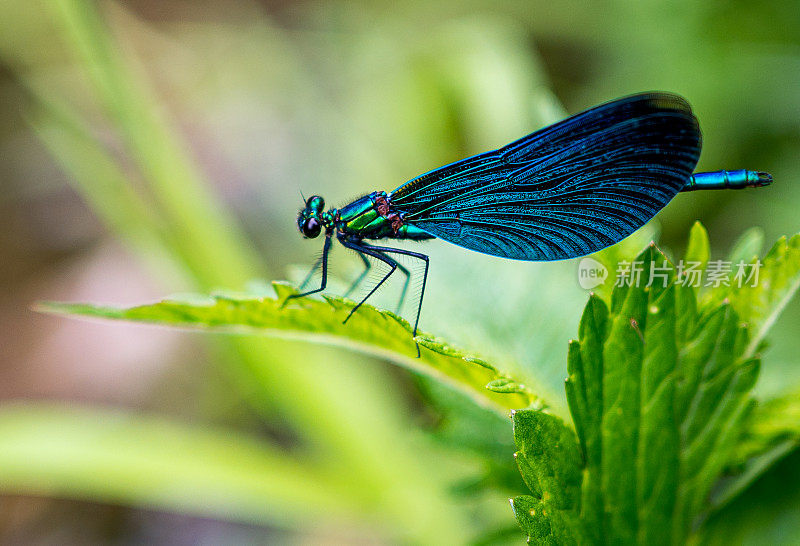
[360,244,429,339]
[299,256,323,290]
[339,239,398,324]
[392,259,411,313]
[343,251,371,298]
[357,242,411,313]
[285,234,332,302]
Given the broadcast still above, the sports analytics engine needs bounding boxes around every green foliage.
[684,221,711,272]
[510,410,585,545]
[40,282,540,415]
[48,0,262,287]
[3,0,798,542]
[733,388,800,469]
[710,387,800,511]
[36,223,800,544]
[511,230,800,545]
[0,403,357,526]
[727,234,800,358]
[695,449,800,545]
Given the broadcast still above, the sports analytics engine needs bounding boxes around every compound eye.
[306,195,325,212]
[302,217,321,238]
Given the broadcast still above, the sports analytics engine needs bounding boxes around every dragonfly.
[287,92,771,351]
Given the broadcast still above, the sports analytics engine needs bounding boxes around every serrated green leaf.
[512,410,582,510]
[637,282,679,543]
[510,409,584,543]
[677,358,759,533]
[600,246,654,544]
[675,304,730,416]
[577,296,609,458]
[511,495,584,545]
[545,240,773,545]
[38,282,539,416]
[565,295,608,543]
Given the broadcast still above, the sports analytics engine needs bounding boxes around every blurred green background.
[0,0,798,543]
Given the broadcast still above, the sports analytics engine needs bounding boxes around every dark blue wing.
[389,92,701,261]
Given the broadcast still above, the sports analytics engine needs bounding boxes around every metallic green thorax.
[296,191,433,241]
[334,192,433,241]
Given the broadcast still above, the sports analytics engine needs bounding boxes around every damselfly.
[288,92,771,349]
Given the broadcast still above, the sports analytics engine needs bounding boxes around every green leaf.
[564,296,607,543]
[510,409,585,544]
[710,388,800,510]
[599,245,679,543]
[693,230,800,359]
[638,275,680,540]
[38,282,541,416]
[531,241,771,545]
[727,226,765,265]
[512,410,582,509]
[733,387,800,468]
[510,494,584,545]
[0,403,358,526]
[694,449,800,545]
[50,0,262,287]
[684,220,711,273]
[731,234,800,357]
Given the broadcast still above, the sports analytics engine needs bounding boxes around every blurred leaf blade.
[733,387,800,468]
[38,281,542,415]
[694,449,800,546]
[737,234,800,358]
[49,0,262,287]
[684,220,711,272]
[727,226,765,265]
[696,231,800,358]
[0,403,359,526]
[17,5,486,542]
[711,387,800,511]
[25,85,184,282]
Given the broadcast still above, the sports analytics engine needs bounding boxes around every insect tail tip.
[754,171,773,187]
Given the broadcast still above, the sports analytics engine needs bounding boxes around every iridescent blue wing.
[390,92,701,261]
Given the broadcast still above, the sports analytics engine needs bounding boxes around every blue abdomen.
[683,170,772,191]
